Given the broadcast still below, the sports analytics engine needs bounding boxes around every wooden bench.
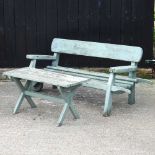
[3,67,88,126]
[26,38,145,116]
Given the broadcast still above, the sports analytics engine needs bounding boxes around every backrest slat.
[51,38,143,62]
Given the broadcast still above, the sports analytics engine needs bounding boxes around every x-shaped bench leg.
[103,73,115,117]
[13,78,37,114]
[57,86,80,126]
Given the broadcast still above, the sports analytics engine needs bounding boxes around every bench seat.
[46,66,133,93]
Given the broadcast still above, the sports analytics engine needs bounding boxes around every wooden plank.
[121,0,133,44]
[57,0,73,66]
[99,0,111,42]
[14,0,27,66]
[78,0,100,41]
[46,68,134,88]
[132,0,143,46]
[36,0,46,53]
[67,0,79,39]
[74,0,89,67]
[0,0,6,66]
[68,0,79,66]
[97,0,112,67]
[86,0,100,41]
[84,0,103,67]
[52,38,143,62]
[4,67,88,88]
[57,0,68,38]
[110,0,122,44]
[79,0,101,66]
[46,0,57,53]
[46,66,137,83]
[3,0,15,66]
[65,0,79,66]
[25,0,37,55]
[83,79,131,93]
[78,0,90,40]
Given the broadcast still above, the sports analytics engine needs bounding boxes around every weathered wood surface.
[47,66,137,83]
[52,38,143,62]
[45,67,132,94]
[3,67,89,88]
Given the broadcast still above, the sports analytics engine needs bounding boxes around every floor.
[0,81,155,155]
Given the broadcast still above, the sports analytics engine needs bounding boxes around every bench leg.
[13,92,25,114]
[13,78,37,114]
[103,88,112,117]
[57,103,69,126]
[57,87,80,126]
[69,101,80,119]
[103,73,115,117]
[128,70,136,105]
[128,84,135,105]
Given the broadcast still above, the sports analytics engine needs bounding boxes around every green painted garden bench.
[26,38,147,116]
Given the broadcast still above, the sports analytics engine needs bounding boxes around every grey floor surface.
[0,81,155,155]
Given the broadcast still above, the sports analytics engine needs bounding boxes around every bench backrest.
[51,38,143,63]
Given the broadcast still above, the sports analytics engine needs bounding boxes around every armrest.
[27,54,56,68]
[26,54,56,60]
[109,66,137,73]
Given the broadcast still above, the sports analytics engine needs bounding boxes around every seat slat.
[46,66,136,83]
[45,67,133,92]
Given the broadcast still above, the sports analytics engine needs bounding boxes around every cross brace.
[12,78,80,126]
